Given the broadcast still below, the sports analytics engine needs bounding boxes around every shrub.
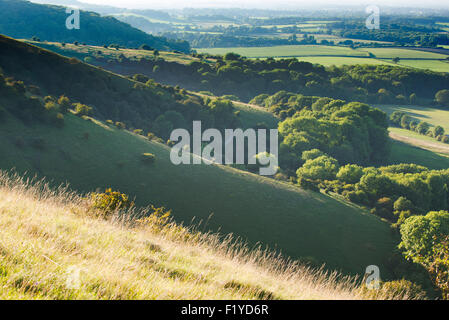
[44,101,60,113]
[443,136,449,144]
[88,188,134,218]
[435,89,449,107]
[434,126,445,137]
[296,155,339,182]
[115,122,126,129]
[141,153,156,164]
[301,149,325,161]
[57,95,71,113]
[73,103,93,116]
[416,122,430,135]
[53,113,64,128]
[133,129,144,135]
[337,164,364,184]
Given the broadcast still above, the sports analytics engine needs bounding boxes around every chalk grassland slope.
[388,140,449,170]
[23,40,203,65]
[0,173,415,300]
[0,114,397,276]
[0,0,190,52]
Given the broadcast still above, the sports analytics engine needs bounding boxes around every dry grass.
[0,170,417,300]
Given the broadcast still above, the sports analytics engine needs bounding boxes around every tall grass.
[0,170,419,300]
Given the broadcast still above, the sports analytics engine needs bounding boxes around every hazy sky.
[79,0,449,10]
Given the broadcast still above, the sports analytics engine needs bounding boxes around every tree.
[390,111,405,126]
[296,155,339,182]
[400,210,449,261]
[416,122,430,135]
[435,89,449,107]
[400,114,411,129]
[392,57,401,64]
[336,164,364,184]
[434,125,445,137]
[301,149,324,161]
[57,95,71,113]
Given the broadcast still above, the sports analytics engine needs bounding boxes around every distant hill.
[0,0,190,52]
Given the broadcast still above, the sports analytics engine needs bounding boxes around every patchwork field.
[197,45,449,72]
[196,45,370,58]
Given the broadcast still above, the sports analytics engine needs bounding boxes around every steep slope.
[0,172,415,300]
[0,112,397,276]
[0,0,189,52]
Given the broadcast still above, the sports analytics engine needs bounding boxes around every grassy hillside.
[0,112,397,276]
[0,0,190,52]
[0,172,416,300]
[388,140,449,170]
[376,104,449,133]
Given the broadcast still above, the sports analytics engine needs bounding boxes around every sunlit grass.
[0,171,416,300]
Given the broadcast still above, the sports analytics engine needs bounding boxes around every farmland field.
[196,45,370,58]
[388,140,449,170]
[376,104,449,132]
[197,45,449,72]
[358,47,448,59]
[390,59,449,73]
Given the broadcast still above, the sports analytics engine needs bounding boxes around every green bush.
[115,122,126,129]
[57,95,71,113]
[73,103,93,116]
[141,153,156,165]
[88,188,134,218]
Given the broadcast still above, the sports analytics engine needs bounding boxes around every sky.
[78,0,449,10]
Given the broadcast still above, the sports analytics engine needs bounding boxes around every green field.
[358,48,448,59]
[289,56,392,66]
[389,59,449,73]
[0,113,397,276]
[197,45,449,71]
[196,45,370,58]
[376,104,449,132]
[388,140,449,170]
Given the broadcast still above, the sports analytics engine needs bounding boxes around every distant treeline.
[92,51,449,104]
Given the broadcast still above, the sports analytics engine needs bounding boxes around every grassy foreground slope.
[0,172,413,300]
[0,114,397,276]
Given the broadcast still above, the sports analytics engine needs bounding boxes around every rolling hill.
[0,0,190,52]
[0,33,399,276]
